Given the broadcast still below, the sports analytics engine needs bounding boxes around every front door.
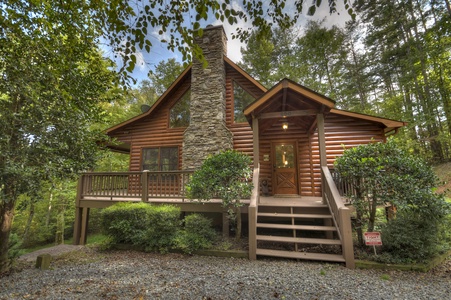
[272,142,298,195]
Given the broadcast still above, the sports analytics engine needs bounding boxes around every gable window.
[142,147,178,171]
[233,81,255,123]
[170,90,190,128]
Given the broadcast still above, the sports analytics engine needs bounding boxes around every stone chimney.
[182,25,233,169]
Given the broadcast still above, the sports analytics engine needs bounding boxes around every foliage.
[186,150,253,239]
[7,233,24,268]
[380,212,448,263]
[142,205,181,253]
[101,202,154,245]
[100,203,181,253]
[335,139,450,260]
[175,214,217,254]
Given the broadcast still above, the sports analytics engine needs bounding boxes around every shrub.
[335,139,450,251]
[175,213,217,254]
[100,203,181,253]
[142,205,181,253]
[381,213,443,263]
[186,150,253,239]
[100,202,153,245]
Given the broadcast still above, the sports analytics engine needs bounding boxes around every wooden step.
[257,212,333,219]
[257,223,337,231]
[256,235,342,245]
[258,202,327,208]
[256,248,345,262]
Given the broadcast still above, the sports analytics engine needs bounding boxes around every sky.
[111,1,353,84]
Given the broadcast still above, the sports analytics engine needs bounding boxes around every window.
[170,90,190,128]
[233,81,255,123]
[142,147,178,171]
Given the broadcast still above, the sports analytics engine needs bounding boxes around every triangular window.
[170,89,190,128]
[233,81,255,123]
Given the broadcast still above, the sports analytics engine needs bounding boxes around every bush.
[142,205,181,253]
[186,150,253,239]
[100,202,153,245]
[175,214,217,254]
[381,213,443,263]
[100,203,181,253]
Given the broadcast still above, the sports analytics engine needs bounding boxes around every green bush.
[175,214,217,254]
[142,205,181,253]
[100,202,153,245]
[186,150,253,239]
[100,203,181,253]
[381,213,443,263]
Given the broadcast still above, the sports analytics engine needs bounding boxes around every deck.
[73,168,355,268]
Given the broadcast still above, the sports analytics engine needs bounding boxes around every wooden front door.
[272,142,298,195]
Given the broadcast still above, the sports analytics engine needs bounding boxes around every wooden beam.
[317,113,327,167]
[252,116,259,168]
[258,109,319,120]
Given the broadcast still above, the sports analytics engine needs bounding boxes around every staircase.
[254,198,346,263]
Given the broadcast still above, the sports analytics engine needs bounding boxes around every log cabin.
[73,25,406,268]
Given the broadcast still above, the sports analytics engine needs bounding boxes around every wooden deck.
[73,169,355,268]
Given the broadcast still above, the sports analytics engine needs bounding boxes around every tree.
[334,139,449,249]
[0,6,121,272]
[2,1,354,85]
[186,150,253,240]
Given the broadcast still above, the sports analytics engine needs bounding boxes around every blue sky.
[106,1,352,84]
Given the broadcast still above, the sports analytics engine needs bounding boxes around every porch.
[73,167,355,268]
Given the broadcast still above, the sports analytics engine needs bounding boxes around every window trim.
[169,88,190,128]
[141,146,179,171]
[232,80,255,124]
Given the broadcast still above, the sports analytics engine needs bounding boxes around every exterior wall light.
[282,122,288,130]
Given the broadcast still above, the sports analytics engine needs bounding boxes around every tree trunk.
[0,201,15,273]
[235,207,241,241]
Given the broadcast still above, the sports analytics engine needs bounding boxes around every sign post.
[364,232,382,255]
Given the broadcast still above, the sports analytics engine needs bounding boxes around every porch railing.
[79,170,194,201]
[321,166,355,269]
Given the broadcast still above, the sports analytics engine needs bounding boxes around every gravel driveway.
[1,247,450,299]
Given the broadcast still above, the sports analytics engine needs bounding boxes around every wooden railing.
[329,168,355,201]
[79,170,194,201]
[321,166,355,269]
[248,164,260,260]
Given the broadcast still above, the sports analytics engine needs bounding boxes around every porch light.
[282,122,288,130]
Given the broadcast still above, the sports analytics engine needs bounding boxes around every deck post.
[248,205,257,260]
[80,207,90,245]
[73,176,83,245]
[317,113,327,204]
[141,170,149,202]
[339,206,355,269]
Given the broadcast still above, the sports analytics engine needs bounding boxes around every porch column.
[252,116,260,172]
[317,113,327,167]
[317,113,328,207]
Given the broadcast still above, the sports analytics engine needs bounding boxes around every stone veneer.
[182,25,233,170]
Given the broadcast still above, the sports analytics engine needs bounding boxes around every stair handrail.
[321,166,355,269]
[248,163,260,260]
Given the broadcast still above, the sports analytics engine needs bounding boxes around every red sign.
[364,232,382,246]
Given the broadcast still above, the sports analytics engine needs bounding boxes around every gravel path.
[1,247,450,300]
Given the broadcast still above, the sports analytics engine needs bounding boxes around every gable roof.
[106,65,192,135]
[244,78,336,116]
[106,55,267,135]
[243,78,406,133]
